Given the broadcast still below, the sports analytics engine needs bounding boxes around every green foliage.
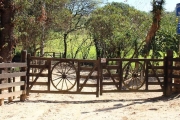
[86,2,151,58]
[12,0,178,59]
[143,11,179,58]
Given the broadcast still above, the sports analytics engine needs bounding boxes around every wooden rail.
[0,50,27,105]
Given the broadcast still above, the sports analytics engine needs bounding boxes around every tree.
[14,0,67,56]
[0,0,16,62]
[142,0,165,57]
[151,11,178,58]
[86,2,150,59]
[58,0,99,58]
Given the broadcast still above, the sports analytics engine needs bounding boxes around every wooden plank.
[170,83,180,87]
[0,72,26,79]
[105,65,119,69]
[148,74,164,77]
[29,65,48,69]
[80,75,98,79]
[77,59,97,62]
[102,82,119,85]
[79,84,97,87]
[29,82,48,86]
[0,63,27,68]
[103,73,119,77]
[0,82,25,89]
[147,66,164,69]
[28,73,48,77]
[0,91,23,99]
[80,67,94,71]
[169,66,180,70]
[148,82,164,85]
[169,75,180,78]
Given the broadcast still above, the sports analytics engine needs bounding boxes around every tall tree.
[14,0,67,56]
[0,0,16,62]
[59,0,98,58]
[86,2,150,59]
[143,0,165,57]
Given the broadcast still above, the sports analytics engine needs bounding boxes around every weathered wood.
[26,53,180,97]
[29,64,48,69]
[0,81,25,89]
[102,82,119,85]
[80,75,98,79]
[0,63,26,68]
[0,72,26,79]
[79,84,97,87]
[80,67,95,71]
[146,66,164,69]
[148,82,164,85]
[26,54,31,96]
[148,74,164,77]
[164,50,173,96]
[29,82,48,86]
[0,91,23,99]
[102,73,119,77]
[28,73,48,77]
[20,51,27,101]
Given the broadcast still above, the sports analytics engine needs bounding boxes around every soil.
[0,89,180,120]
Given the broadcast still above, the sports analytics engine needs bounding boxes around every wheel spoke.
[65,79,69,90]
[55,65,63,74]
[51,62,77,91]
[122,61,145,90]
[56,78,63,87]
[61,79,65,90]
[65,66,73,74]
[65,78,74,86]
[52,76,61,81]
[52,72,62,76]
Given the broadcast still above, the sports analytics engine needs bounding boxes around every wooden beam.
[0,91,23,99]
[0,81,25,89]
[0,72,26,79]
[0,63,27,68]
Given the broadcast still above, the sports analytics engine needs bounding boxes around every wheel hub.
[132,73,138,78]
[62,73,67,79]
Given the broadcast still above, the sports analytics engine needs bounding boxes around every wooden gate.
[26,55,100,97]
[26,51,180,97]
[100,58,165,95]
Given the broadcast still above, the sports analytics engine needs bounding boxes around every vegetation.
[0,0,179,61]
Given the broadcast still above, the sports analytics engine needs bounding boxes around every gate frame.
[26,55,100,97]
[26,50,180,97]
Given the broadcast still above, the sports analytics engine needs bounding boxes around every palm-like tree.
[144,0,165,57]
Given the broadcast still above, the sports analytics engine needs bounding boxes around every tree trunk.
[0,1,15,62]
[93,38,100,60]
[63,33,68,58]
[40,26,45,57]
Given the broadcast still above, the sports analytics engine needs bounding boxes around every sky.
[106,0,180,12]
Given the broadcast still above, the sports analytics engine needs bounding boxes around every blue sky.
[106,0,180,12]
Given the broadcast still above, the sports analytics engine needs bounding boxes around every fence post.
[26,53,31,96]
[164,50,173,96]
[47,59,51,92]
[0,57,3,105]
[20,50,27,101]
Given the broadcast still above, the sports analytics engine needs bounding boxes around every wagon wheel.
[51,61,77,91]
[122,61,145,90]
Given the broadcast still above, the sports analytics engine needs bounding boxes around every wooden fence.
[26,50,180,97]
[36,52,63,58]
[0,51,27,105]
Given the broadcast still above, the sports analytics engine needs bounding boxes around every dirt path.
[0,92,180,120]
